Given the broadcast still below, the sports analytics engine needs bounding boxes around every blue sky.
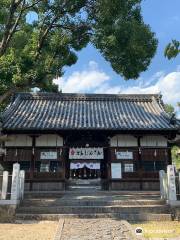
[48,1,180,115]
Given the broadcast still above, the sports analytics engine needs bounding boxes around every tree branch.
[0,88,16,105]
[5,0,26,52]
[35,16,58,59]
[0,0,25,56]
[0,0,42,57]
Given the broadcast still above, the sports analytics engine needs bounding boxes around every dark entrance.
[65,132,109,189]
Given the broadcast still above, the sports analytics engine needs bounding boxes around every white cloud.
[53,61,109,93]
[54,61,180,116]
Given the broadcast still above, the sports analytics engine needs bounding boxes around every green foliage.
[0,0,90,96]
[165,40,180,59]
[164,104,175,115]
[172,146,180,170]
[92,0,158,79]
[0,0,158,102]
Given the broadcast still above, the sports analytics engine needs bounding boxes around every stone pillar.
[167,165,177,201]
[19,170,25,200]
[159,170,166,199]
[163,173,168,200]
[11,163,20,200]
[1,171,9,200]
[179,172,180,194]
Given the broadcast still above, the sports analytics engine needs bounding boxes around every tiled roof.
[1,92,178,131]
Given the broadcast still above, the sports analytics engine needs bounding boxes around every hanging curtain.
[70,162,100,170]
[85,162,100,169]
[70,162,84,169]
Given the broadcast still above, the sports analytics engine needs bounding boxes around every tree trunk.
[0,88,16,105]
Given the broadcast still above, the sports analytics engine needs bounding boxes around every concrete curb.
[54,219,65,240]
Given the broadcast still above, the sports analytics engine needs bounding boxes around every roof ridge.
[16,92,161,101]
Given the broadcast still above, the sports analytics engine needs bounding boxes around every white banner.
[69,148,104,159]
[116,151,133,159]
[70,162,100,170]
[111,163,122,179]
[40,151,57,160]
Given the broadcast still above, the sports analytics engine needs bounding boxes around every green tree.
[165,40,180,59]
[164,104,175,115]
[172,146,180,170]
[0,0,158,105]
[92,0,157,79]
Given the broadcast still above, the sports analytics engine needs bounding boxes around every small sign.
[124,163,134,172]
[111,163,122,179]
[69,148,104,159]
[116,151,133,159]
[40,151,57,160]
[167,165,176,200]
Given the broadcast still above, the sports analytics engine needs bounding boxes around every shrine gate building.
[0,92,178,191]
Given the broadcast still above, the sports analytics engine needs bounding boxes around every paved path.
[56,219,137,240]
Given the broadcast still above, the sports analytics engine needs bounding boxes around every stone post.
[167,165,177,201]
[163,173,168,199]
[159,170,166,199]
[179,172,180,194]
[1,171,9,200]
[19,170,25,200]
[11,163,20,200]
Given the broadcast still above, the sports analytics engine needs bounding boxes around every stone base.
[110,181,160,191]
[25,181,65,191]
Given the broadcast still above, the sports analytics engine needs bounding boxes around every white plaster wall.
[110,135,138,147]
[36,135,63,147]
[5,135,32,147]
[110,136,118,147]
[141,136,167,147]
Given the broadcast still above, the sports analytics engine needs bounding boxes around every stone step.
[24,192,161,201]
[24,191,161,199]
[21,199,166,207]
[17,205,169,214]
[15,213,172,221]
[67,186,101,191]
[24,191,65,199]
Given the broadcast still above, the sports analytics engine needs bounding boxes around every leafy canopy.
[164,104,175,115]
[165,40,180,59]
[0,0,158,102]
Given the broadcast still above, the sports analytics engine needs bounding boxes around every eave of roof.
[1,92,178,132]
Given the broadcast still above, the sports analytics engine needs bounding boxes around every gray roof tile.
[1,92,178,131]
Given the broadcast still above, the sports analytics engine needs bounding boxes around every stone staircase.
[16,191,172,221]
[67,178,102,191]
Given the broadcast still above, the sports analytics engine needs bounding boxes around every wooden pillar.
[30,136,36,191]
[137,136,143,190]
[167,146,172,165]
[106,147,111,191]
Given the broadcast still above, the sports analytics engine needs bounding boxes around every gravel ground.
[60,219,136,240]
[0,221,58,240]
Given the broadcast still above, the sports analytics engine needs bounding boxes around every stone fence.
[0,163,25,204]
[159,165,180,206]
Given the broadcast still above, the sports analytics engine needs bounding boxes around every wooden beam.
[30,136,36,190]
